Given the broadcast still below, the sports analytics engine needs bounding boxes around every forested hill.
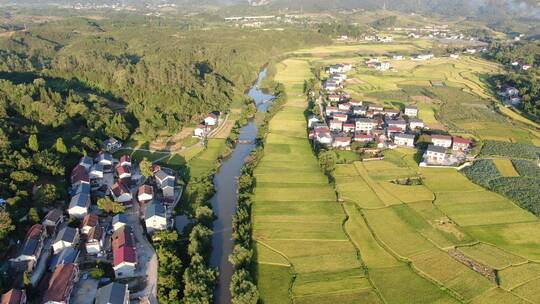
[0,16,330,141]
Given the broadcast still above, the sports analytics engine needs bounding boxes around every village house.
[48,247,79,273]
[349,100,363,107]
[9,224,46,272]
[116,165,131,180]
[450,54,460,59]
[408,118,425,130]
[387,126,402,136]
[333,113,348,122]
[42,264,79,304]
[112,214,128,232]
[52,226,79,254]
[75,182,90,196]
[384,108,400,118]
[327,63,352,74]
[343,123,355,133]
[95,152,113,167]
[1,289,26,304]
[70,165,89,189]
[78,156,93,171]
[352,106,367,116]
[138,184,154,202]
[204,113,219,126]
[68,193,90,219]
[95,282,129,304]
[393,55,404,60]
[110,183,132,203]
[89,163,104,180]
[103,138,122,152]
[328,94,341,102]
[193,124,210,138]
[404,105,418,117]
[332,136,351,149]
[80,213,99,235]
[155,170,174,188]
[324,80,338,92]
[42,209,64,236]
[431,135,453,148]
[161,179,175,199]
[307,116,321,128]
[85,226,104,255]
[369,104,384,113]
[355,118,377,133]
[393,133,416,147]
[375,61,391,71]
[412,54,434,61]
[329,120,342,131]
[452,137,472,152]
[353,133,373,143]
[119,155,131,167]
[387,119,407,131]
[338,102,351,111]
[325,106,339,116]
[112,227,137,278]
[316,132,333,145]
[425,145,448,164]
[145,201,168,233]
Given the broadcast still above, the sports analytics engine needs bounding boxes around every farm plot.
[343,203,459,304]
[410,249,494,301]
[492,159,520,177]
[512,277,540,303]
[254,58,375,303]
[470,288,530,304]
[457,243,527,270]
[497,262,540,290]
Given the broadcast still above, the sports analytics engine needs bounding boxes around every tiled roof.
[43,263,78,303]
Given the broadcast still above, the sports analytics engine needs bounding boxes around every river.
[210,69,274,303]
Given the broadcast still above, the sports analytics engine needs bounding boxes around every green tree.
[97,197,125,214]
[54,137,68,154]
[106,114,130,140]
[139,157,153,177]
[229,245,253,268]
[0,211,14,241]
[28,208,40,224]
[195,206,214,227]
[34,184,58,206]
[90,267,105,279]
[28,134,39,152]
[230,269,259,304]
[318,150,337,174]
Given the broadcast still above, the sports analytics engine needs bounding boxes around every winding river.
[210,69,274,303]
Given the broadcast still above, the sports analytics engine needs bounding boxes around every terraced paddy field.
[254,44,540,304]
[253,58,380,303]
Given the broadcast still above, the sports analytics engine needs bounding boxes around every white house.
[338,103,351,111]
[155,170,174,188]
[328,94,341,102]
[116,165,131,180]
[388,119,407,131]
[375,61,391,71]
[68,193,90,219]
[110,183,132,203]
[332,137,351,149]
[119,155,132,167]
[393,55,404,60]
[450,54,460,59]
[161,179,175,199]
[425,144,447,164]
[316,132,333,145]
[452,137,472,152]
[343,123,355,133]
[333,113,348,122]
[89,163,104,179]
[404,105,418,117]
[138,184,154,202]
[112,214,128,232]
[431,135,452,148]
[307,116,320,128]
[353,106,367,116]
[52,226,79,254]
[325,106,339,116]
[145,202,168,233]
[393,133,415,147]
[193,125,208,138]
[354,133,373,142]
[112,227,137,279]
[85,226,104,255]
[355,118,377,133]
[95,152,113,167]
[329,120,342,131]
[408,118,425,130]
[79,156,93,171]
[204,113,219,126]
[80,213,99,235]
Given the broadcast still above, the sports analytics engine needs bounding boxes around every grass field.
[253,58,377,303]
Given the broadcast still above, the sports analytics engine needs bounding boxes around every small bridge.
[238,140,256,145]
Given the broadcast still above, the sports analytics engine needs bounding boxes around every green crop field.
[253,58,378,303]
[254,45,540,304]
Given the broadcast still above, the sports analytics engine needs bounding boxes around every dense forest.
[0,14,330,287]
[0,16,330,141]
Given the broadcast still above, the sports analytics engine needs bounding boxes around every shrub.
[479,141,540,160]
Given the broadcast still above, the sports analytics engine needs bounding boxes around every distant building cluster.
[309,63,473,167]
